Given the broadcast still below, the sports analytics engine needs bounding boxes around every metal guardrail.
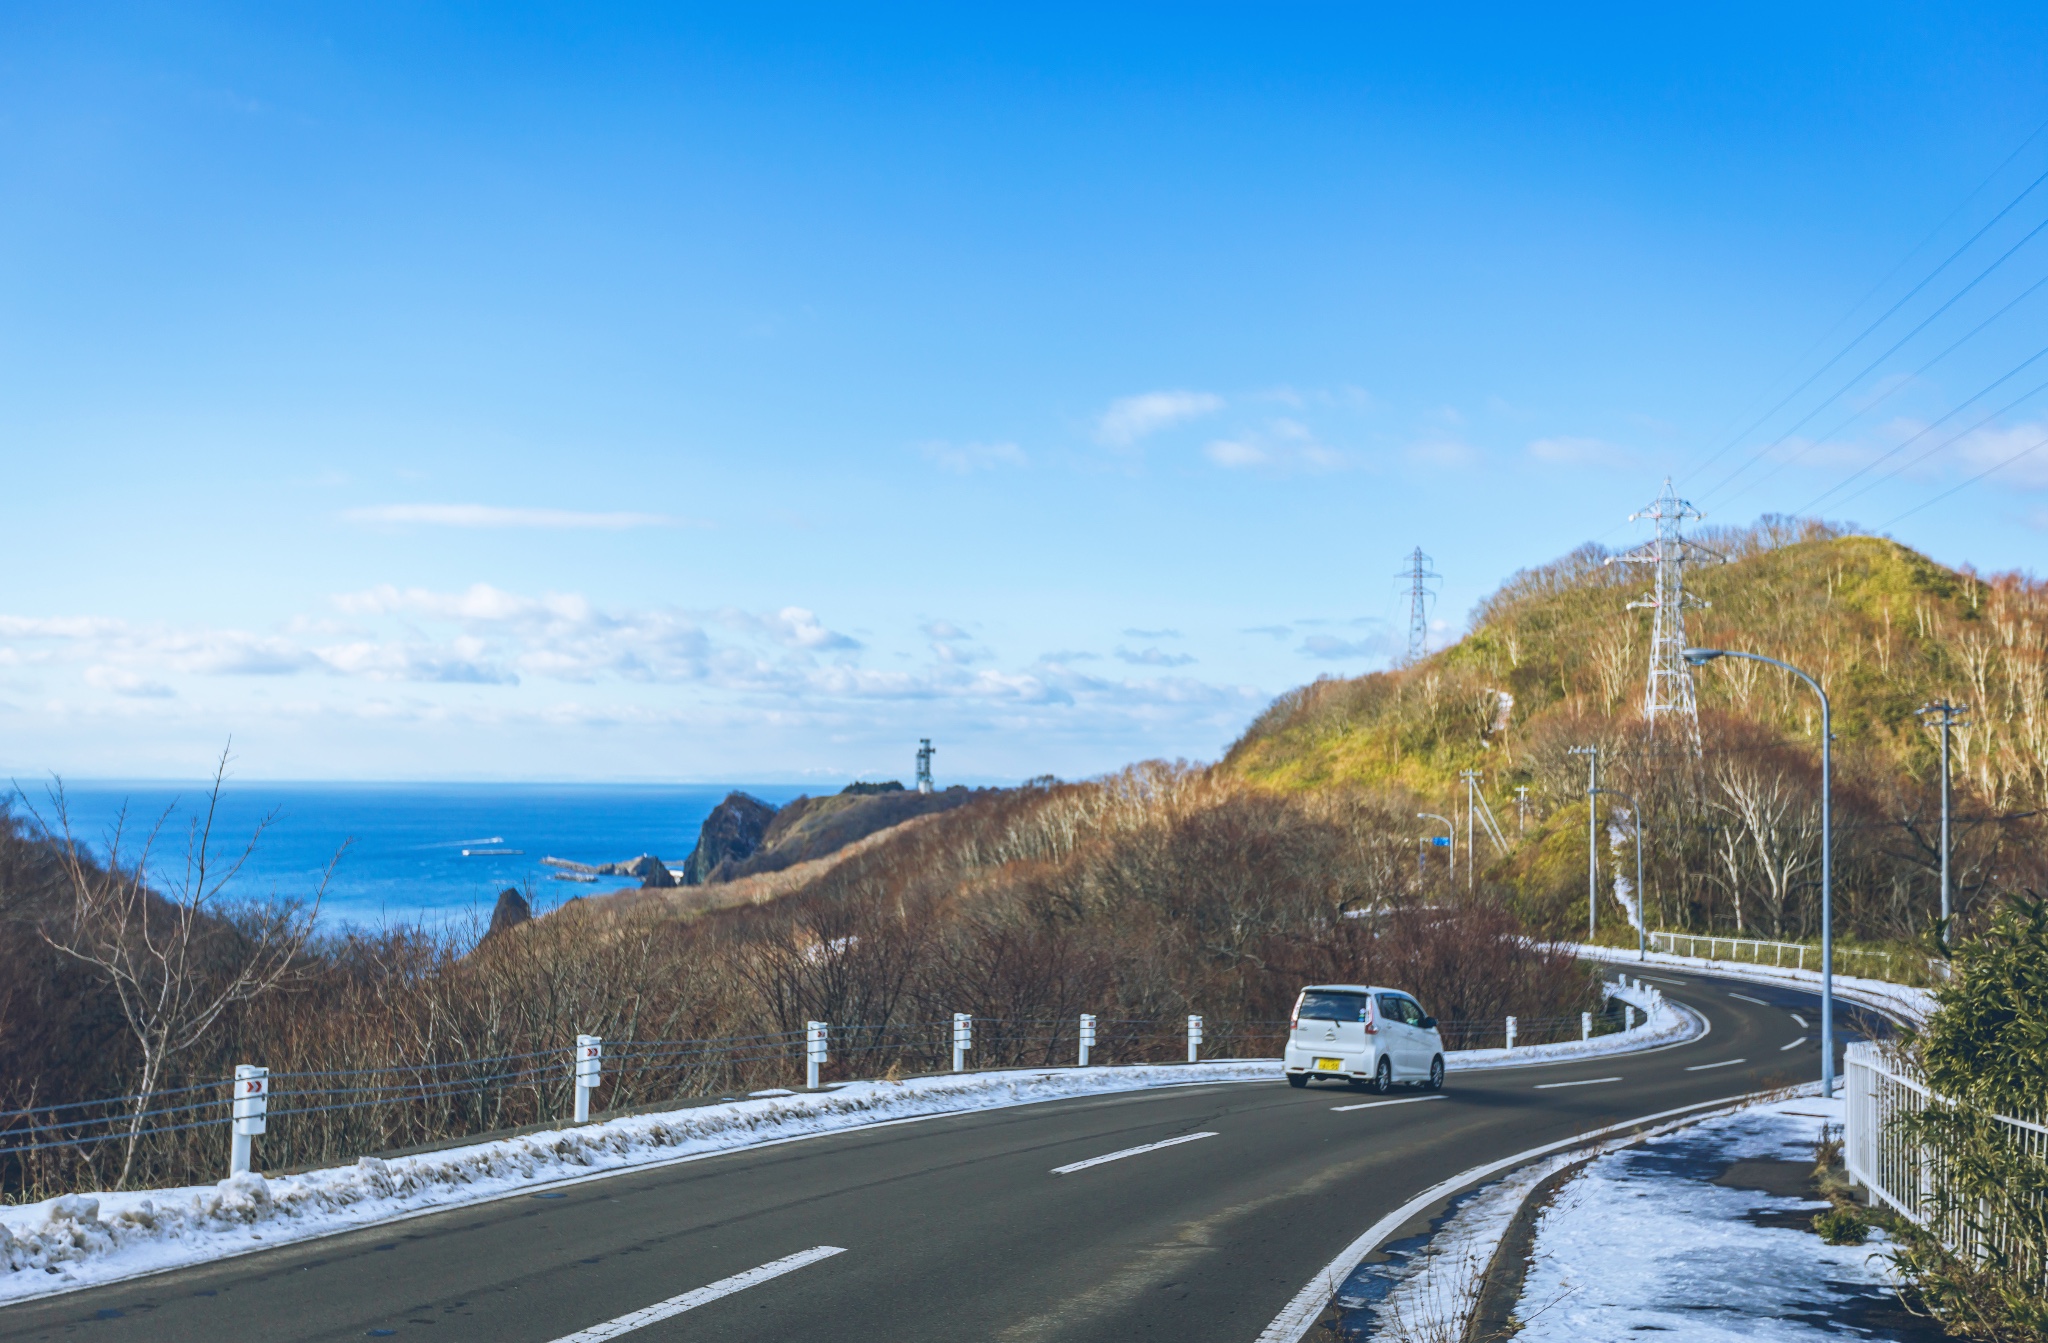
[1648,930,1945,981]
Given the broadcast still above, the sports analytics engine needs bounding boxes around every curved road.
[0,973,1890,1343]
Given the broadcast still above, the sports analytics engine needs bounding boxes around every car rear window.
[1296,990,1370,1022]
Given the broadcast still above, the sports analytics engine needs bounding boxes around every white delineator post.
[1581,1011,1592,1041]
[574,1034,602,1123]
[1187,1015,1203,1064]
[1505,1016,1517,1051]
[230,1064,268,1177]
[806,1021,828,1089]
[1079,1013,1096,1068]
[952,1014,971,1073]
[1625,1004,1636,1031]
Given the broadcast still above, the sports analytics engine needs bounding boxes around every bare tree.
[36,749,331,1188]
[1711,753,1822,939]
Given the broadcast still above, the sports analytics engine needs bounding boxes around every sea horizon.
[7,779,854,932]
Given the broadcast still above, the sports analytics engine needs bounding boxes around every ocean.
[13,781,815,931]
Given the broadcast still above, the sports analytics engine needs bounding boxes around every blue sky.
[6,4,2048,783]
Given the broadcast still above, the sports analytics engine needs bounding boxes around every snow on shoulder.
[0,980,1691,1303]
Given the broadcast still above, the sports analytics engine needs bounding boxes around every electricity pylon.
[1399,547,1441,664]
[1608,479,1719,745]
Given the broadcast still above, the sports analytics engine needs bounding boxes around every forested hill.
[1223,519,2048,943]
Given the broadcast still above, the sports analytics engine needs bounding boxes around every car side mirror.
[1420,1016,1437,1030]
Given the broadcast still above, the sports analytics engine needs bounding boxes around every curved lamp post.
[1417,812,1453,888]
[1684,647,1835,1096]
[1593,786,1647,963]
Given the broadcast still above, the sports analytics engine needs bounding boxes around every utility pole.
[1460,770,1475,895]
[915,738,936,794]
[1568,746,1599,939]
[1607,479,1718,746]
[1916,699,1969,947]
[1399,547,1441,664]
[1688,647,1836,1095]
[1514,786,1530,834]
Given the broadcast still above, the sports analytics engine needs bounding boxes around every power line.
[1683,153,2048,486]
[1882,427,2048,529]
[1810,357,2048,516]
[1713,269,2048,508]
[1700,208,2048,506]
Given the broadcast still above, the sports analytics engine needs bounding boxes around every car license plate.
[1314,1057,1342,1072]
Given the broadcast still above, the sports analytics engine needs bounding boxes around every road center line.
[1534,1076,1621,1090]
[542,1245,845,1343]
[1051,1131,1218,1175]
[1781,1036,1809,1051]
[1791,1013,1810,1028]
[1728,992,1769,1005]
[1685,1058,1746,1071]
[1642,975,1689,986]
[1329,1095,1447,1113]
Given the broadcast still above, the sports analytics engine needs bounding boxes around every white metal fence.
[1649,930,1945,982]
[1845,1039,2048,1276]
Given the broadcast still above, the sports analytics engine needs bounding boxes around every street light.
[1417,812,1453,888]
[1593,786,1646,962]
[1685,646,1835,1096]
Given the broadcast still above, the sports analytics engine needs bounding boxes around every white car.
[1283,983,1445,1093]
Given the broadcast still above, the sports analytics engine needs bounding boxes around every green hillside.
[1223,521,2048,946]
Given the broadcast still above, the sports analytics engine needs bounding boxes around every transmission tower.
[915,738,936,794]
[1398,547,1441,663]
[1607,478,1719,744]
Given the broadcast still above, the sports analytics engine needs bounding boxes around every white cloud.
[1405,438,1475,467]
[84,666,174,698]
[1205,419,1343,473]
[1096,391,1225,448]
[1115,646,1196,668]
[342,504,681,529]
[1952,418,2048,490]
[921,441,1028,473]
[1299,631,1393,661]
[1122,627,1180,639]
[1528,436,1632,467]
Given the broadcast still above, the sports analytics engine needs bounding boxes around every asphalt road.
[0,972,1892,1343]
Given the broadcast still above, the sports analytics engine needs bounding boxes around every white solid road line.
[1329,1095,1447,1113]
[543,1246,846,1343]
[1642,975,1689,986]
[1254,1091,1775,1343]
[1534,1077,1621,1089]
[1791,1013,1810,1028]
[1728,992,1769,1005]
[1781,1036,1809,1051]
[1685,1058,1746,1071]
[1051,1131,1218,1175]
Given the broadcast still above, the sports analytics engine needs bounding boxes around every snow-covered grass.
[1513,1094,1904,1342]
[1569,942,1935,1026]
[0,979,1691,1304]
[1330,1151,1578,1342]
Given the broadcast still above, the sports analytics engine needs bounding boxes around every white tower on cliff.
[915,738,936,794]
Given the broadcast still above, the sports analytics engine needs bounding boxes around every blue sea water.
[12,781,815,930]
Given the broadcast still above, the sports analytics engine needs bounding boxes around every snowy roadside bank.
[1512,1094,1927,1341]
[0,978,1687,1303]
[1329,1093,1930,1343]
[1568,942,1936,1027]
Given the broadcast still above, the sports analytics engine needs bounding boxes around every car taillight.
[1289,1007,1300,1030]
[1362,1006,1378,1035]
